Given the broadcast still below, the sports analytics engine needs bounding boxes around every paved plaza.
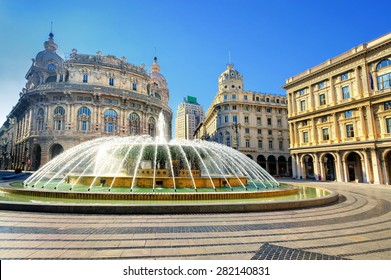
[0,171,390,260]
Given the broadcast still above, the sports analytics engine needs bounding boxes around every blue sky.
[0,0,390,135]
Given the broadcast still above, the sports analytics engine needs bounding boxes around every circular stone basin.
[0,182,339,214]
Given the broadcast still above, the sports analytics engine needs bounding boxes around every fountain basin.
[0,182,339,214]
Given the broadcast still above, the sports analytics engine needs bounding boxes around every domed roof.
[219,64,243,82]
[34,33,64,70]
[149,57,167,86]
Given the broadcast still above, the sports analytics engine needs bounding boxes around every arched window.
[377,59,391,90]
[376,59,391,70]
[104,109,118,133]
[148,117,156,137]
[37,108,45,131]
[129,113,140,135]
[53,106,65,130]
[77,107,92,132]
[155,93,161,100]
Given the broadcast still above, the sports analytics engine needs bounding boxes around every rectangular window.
[232,115,237,123]
[386,118,391,133]
[244,116,249,123]
[267,118,272,126]
[342,86,350,99]
[279,141,283,150]
[232,94,236,100]
[299,89,305,95]
[322,128,329,140]
[346,124,354,138]
[303,131,309,143]
[268,130,272,135]
[266,107,271,113]
[385,101,391,110]
[300,100,306,111]
[256,96,260,101]
[224,116,228,123]
[378,73,391,90]
[277,119,282,127]
[341,73,348,81]
[257,117,261,125]
[224,95,228,101]
[256,107,261,112]
[319,93,326,105]
[224,105,229,110]
[245,139,250,148]
[132,83,137,91]
[318,81,325,89]
[258,140,263,149]
[232,105,237,110]
[344,110,353,118]
[278,131,282,136]
[81,120,87,132]
[245,128,250,134]
[77,96,83,101]
[321,116,328,122]
[244,95,248,100]
[109,78,114,86]
[269,141,273,149]
[257,129,262,135]
[83,74,88,83]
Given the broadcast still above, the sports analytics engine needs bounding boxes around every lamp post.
[231,122,241,149]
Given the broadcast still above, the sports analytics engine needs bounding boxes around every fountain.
[0,113,339,213]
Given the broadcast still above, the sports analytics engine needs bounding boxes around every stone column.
[359,106,367,139]
[361,64,370,95]
[371,149,381,184]
[372,70,379,91]
[288,93,293,117]
[292,154,297,178]
[366,105,376,139]
[329,77,335,105]
[311,118,318,145]
[355,67,363,98]
[319,156,326,181]
[313,153,320,180]
[332,113,340,143]
[362,150,370,183]
[308,86,314,111]
[342,157,348,182]
[381,157,388,185]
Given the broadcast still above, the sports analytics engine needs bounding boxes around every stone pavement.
[0,176,390,260]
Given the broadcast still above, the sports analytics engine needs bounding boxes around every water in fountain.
[24,112,280,192]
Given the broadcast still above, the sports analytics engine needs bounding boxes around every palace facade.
[283,33,391,184]
[194,64,291,176]
[0,33,172,170]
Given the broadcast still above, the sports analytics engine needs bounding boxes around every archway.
[323,153,336,181]
[287,156,292,177]
[303,155,314,179]
[278,156,286,176]
[257,155,266,169]
[32,144,41,171]
[267,155,277,175]
[50,144,64,159]
[385,151,391,185]
[346,152,363,182]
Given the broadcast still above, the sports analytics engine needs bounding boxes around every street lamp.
[231,122,241,149]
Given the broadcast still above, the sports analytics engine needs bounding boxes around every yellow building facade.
[283,33,391,184]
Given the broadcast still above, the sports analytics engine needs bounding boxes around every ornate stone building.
[194,64,291,176]
[283,33,391,184]
[0,33,172,170]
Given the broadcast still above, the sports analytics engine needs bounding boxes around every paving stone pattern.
[0,176,391,260]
